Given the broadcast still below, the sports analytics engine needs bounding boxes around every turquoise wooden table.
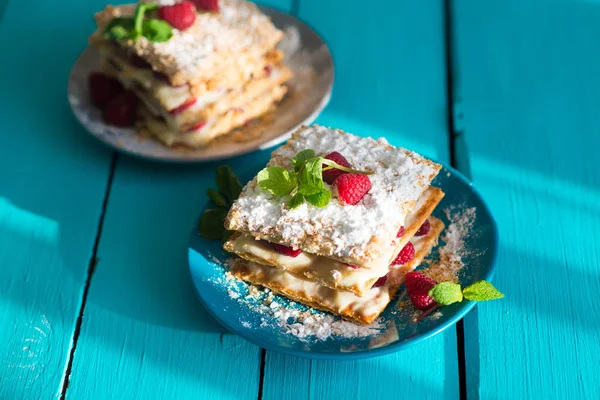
[1,0,599,398]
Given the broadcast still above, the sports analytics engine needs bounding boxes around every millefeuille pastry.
[88,0,292,147]
[231,217,444,325]
[225,186,444,295]
[224,125,445,324]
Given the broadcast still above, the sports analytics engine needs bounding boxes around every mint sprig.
[199,166,243,242]
[257,149,374,209]
[104,3,172,43]
[417,279,504,321]
[462,280,504,301]
[428,280,504,306]
[104,17,135,41]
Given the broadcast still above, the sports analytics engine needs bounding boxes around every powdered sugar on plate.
[271,305,383,341]
[423,205,476,283]
[208,257,385,342]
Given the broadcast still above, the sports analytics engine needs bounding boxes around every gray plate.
[68,7,333,163]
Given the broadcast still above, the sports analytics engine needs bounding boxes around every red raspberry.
[346,264,359,269]
[267,242,302,258]
[88,72,123,108]
[103,91,138,127]
[372,275,387,288]
[397,226,405,238]
[322,151,351,184]
[404,271,437,310]
[391,242,415,265]
[170,98,197,115]
[186,120,207,132]
[192,0,219,11]
[333,173,371,205]
[410,292,436,311]
[159,2,197,31]
[415,219,431,237]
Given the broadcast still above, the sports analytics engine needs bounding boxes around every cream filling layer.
[232,217,443,321]
[230,187,440,294]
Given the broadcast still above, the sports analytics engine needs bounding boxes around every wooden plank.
[63,2,293,398]
[0,1,113,398]
[451,1,600,398]
[262,1,459,399]
[64,155,269,399]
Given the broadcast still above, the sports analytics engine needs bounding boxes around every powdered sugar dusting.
[423,205,476,283]
[228,126,440,264]
[272,307,383,341]
[211,257,385,341]
[99,1,282,79]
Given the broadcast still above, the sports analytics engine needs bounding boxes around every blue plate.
[188,162,498,360]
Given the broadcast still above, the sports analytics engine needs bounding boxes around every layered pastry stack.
[89,0,292,147]
[224,125,446,324]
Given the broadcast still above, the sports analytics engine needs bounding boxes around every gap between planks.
[256,1,301,398]
[59,152,119,399]
[444,0,468,399]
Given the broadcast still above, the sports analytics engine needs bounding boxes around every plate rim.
[187,162,499,360]
[67,6,334,164]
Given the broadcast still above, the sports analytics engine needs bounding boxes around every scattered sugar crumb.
[423,206,476,283]
[331,270,342,281]
[215,258,385,342]
[430,311,443,320]
[272,307,383,341]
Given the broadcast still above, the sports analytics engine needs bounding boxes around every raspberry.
[322,151,351,184]
[404,271,437,310]
[346,264,359,269]
[333,173,371,205]
[391,242,415,265]
[267,242,302,258]
[103,90,138,127]
[192,0,219,11]
[397,226,405,238]
[410,292,436,311]
[415,219,431,237]
[186,120,206,132]
[88,72,123,108]
[170,98,197,115]
[372,275,387,288]
[159,2,197,31]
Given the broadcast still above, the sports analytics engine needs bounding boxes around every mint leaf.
[429,282,463,306]
[206,188,227,208]
[227,170,243,201]
[142,19,173,42]
[288,193,305,209]
[305,188,331,208]
[222,229,234,244]
[299,157,324,190]
[133,2,159,39]
[104,17,135,41]
[216,165,242,203]
[200,209,228,240]
[297,183,321,196]
[292,149,315,172]
[463,281,504,301]
[257,167,297,196]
